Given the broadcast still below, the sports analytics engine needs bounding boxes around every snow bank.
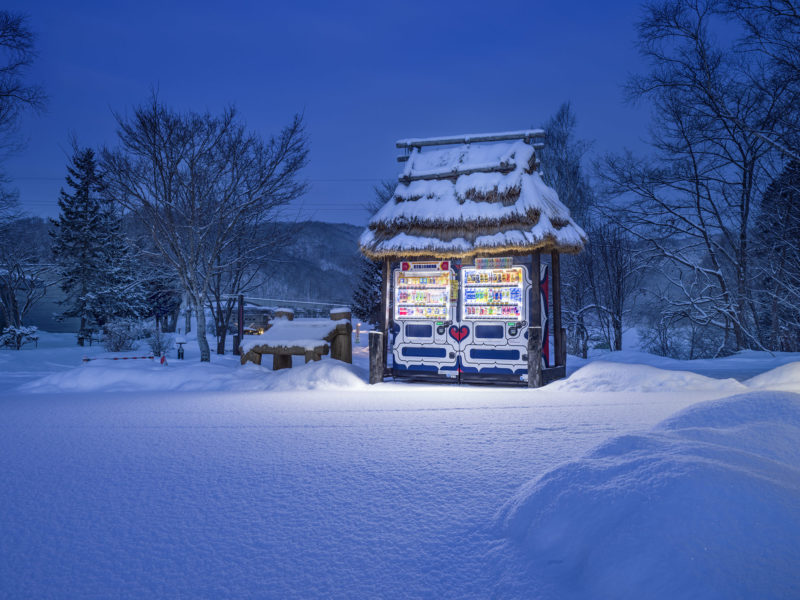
[547,361,746,393]
[746,361,800,392]
[494,391,800,599]
[568,349,800,381]
[21,357,367,394]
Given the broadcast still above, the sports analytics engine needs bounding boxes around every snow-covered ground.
[1,332,799,598]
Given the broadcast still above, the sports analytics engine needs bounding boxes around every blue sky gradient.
[5,0,651,224]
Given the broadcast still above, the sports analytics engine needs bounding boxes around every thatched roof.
[360,130,586,260]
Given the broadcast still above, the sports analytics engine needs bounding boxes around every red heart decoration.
[449,325,469,342]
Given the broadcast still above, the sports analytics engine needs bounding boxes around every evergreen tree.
[351,182,393,325]
[51,147,104,335]
[351,254,383,325]
[51,145,145,335]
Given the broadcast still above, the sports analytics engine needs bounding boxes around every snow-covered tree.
[582,223,645,351]
[601,0,790,354]
[102,96,308,362]
[51,145,144,336]
[538,103,596,357]
[754,160,800,351]
[351,181,393,326]
[0,212,51,330]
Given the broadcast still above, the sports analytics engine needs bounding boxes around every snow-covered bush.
[102,318,143,352]
[146,327,173,356]
[0,325,39,350]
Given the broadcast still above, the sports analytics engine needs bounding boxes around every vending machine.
[391,260,458,379]
[456,258,549,383]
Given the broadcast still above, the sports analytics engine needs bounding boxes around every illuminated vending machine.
[392,260,457,379]
[457,257,549,383]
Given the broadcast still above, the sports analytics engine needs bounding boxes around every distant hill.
[18,219,364,331]
[250,221,363,306]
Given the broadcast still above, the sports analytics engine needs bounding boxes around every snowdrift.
[21,357,368,394]
[746,361,800,392]
[547,361,746,393]
[494,391,800,599]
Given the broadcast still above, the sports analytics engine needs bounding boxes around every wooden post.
[381,258,392,375]
[273,354,292,370]
[528,326,542,388]
[330,308,353,364]
[530,251,541,329]
[551,251,563,367]
[369,331,384,384]
[560,327,567,366]
[235,294,244,356]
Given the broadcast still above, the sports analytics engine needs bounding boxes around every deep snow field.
[1,331,799,599]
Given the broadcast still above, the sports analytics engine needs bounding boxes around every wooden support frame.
[368,257,392,384]
[528,251,542,388]
[381,258,391,375]
[551,250,564,367]
[369,331,384,384]
[528,326,542,388]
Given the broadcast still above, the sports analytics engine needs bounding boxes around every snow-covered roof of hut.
[360,130,586,259]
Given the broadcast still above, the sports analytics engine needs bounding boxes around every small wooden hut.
[360,130,586,387]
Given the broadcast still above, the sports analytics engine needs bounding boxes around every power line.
[11,176,393,183]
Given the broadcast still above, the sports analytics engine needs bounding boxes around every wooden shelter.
[360,129,586,387]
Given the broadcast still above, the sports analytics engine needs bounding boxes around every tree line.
[2,2,799,360]
[0,13,309,357]
[353,0,800,359]
[553,0,800,358]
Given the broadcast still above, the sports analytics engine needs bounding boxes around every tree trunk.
[193,298,211,362]
[184,303,192,334]
[613,315,623,351]
[217,326,227,355]
[577,313,588,359]
[165,308,178,333]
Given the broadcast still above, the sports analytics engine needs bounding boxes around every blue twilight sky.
[4,0,651,225]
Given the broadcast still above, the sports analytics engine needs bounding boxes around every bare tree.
[754,160,800,350]
[0,11,45,151]
[722,0,800,160]
[601,0,789,354]
[102,96,308,361]
[206,218,296,354]
[0,13,49,333]
[0,212,52,328]
[582,223,645,351]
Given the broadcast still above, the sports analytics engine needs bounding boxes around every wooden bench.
[242,342,330,370]
[240,309,352,370]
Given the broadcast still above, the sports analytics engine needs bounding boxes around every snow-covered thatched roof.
[360,130,587,260]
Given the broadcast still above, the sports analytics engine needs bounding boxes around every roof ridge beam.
[396,129,546,149]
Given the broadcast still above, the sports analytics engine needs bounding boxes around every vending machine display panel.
[460,266,525,320]
[394,261,451,321]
